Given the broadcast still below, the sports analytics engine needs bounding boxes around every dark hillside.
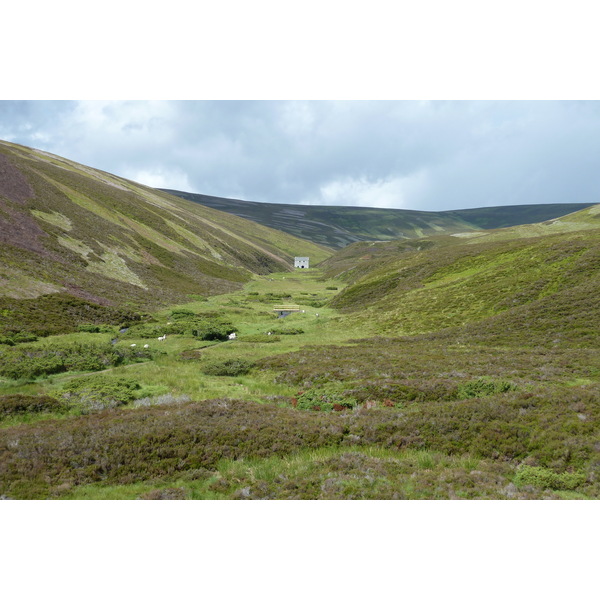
[443,203,597,229]
[162,188,595,249]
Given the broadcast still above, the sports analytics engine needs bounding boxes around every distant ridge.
[161,188,596,249]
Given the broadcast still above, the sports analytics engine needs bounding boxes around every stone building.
[294,257,309,269]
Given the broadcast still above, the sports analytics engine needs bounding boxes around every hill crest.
[162,188,596,249]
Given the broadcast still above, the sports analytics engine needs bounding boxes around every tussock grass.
[60,446,585,500]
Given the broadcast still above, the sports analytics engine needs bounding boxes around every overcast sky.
[1,100,599,212]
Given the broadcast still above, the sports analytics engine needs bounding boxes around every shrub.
[179,349,204,361]
[123,314,236,340]
[0,332,38,346]
[457,377,517,399]
[240,334,281,343]
[0,342,153,380]
[77,324,101,333]
[0,394,64,418]
[122,322,186,337]
[170,309,196,320]
[140,487,187,500]
[57,375,141,413]
[201,359,255,376]
[326,286,338,290]
[0,398,346,498]
[269,328,304,335]
[9,332,38,343]
[191,321,236,341]
[295,388,357,412]
[350,380,458,405]
[514,465,586,491]
[0,350,64,379]
[0,293,141,339]
[132,394,192,408]
[77,324,115,334]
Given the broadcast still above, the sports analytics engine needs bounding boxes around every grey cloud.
[0,100,599,211]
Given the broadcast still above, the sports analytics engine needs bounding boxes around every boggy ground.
[1,269,599,500]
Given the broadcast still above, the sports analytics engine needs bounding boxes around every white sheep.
[157,335,166,341]
[267,331,271,336]
[130,343,136,347]
[228,332,237,340]
[144,344,149,349]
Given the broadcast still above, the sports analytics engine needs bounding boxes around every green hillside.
[162,188,596,249]
[0,140,331,315]
[324,204,600,346]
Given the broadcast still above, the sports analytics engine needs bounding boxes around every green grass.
[0,271,360,406]
[325,220,600,345]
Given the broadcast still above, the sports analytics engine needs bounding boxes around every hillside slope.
[323,204,600,347]
[162,188,596,249]
[0,140,331,311]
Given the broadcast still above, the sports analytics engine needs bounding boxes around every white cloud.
[2,100,600,211]
[311,171,430,208]
[123,167,193,192]
[278,101,317,136]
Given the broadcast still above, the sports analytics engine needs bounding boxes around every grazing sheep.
[130,343,136,347]
[144,344,149,349]
[228,332,237,340]
[158,335,166,341]
[267,331,271,336]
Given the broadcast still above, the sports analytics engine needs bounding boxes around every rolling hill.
[0,140,331,312]
[162,188,596,249]
[321,203,600,347]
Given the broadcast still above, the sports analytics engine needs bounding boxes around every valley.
[1,140,599,501]
[2,263,599,500]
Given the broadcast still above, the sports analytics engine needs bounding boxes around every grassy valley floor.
[1,269,599,499]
